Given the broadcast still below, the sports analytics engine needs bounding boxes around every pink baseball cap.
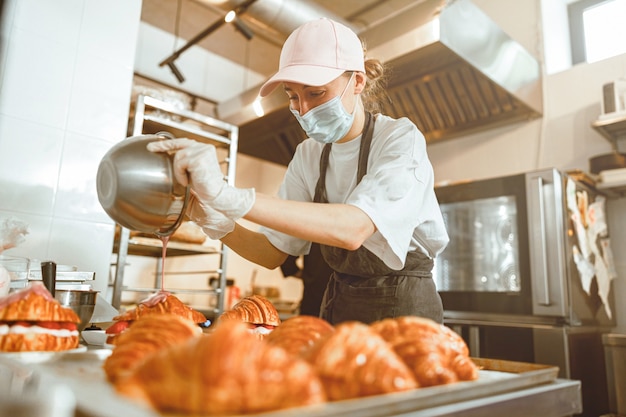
[259,18,365,97]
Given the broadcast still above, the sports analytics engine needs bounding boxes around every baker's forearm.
[244,193,375,250]
[221,224,288,269]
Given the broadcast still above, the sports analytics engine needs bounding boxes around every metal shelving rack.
[110,94,239,317]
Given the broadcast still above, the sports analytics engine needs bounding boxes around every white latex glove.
[147,138,255,220]
[188,196,235,240]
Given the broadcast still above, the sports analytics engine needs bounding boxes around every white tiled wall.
[0,0,142,295]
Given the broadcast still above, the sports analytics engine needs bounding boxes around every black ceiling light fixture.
[159,0,258,84]
[225,11,255,41]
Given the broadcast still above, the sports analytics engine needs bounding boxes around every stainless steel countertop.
[399,379,581,417]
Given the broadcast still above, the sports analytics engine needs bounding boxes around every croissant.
[265,315,334,358]
[218,294,280,338]
[0,282,80,352]
[370,316,479,387]
[116,320,326,415]
[106,291,206,344]
[113,291,206,323]
[103,314,201,383]
[303,321,417,401]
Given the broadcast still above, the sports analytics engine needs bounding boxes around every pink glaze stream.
[137,235,171,307]
[139,290,171,307]
[159,235,169,292]
[0,282,56,310]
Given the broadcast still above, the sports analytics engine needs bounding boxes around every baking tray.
[28,270,96,281]
[114,236,218,258]
[231,358,559,417]
[1,350,559,417]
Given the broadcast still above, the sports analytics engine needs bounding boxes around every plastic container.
[0,267,9,296]
[603,333,626,415]
[0,254,29,281]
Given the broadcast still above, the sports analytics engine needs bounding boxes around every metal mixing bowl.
[55,290,98,331]
[96,133,190,237]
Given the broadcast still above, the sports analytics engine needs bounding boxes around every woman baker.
[148,18,449,325]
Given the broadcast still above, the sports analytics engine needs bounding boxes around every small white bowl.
[81,330,107,346]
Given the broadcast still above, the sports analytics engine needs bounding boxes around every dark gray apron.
[316,112,444,325]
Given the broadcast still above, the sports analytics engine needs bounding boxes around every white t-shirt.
[260,114,449,270]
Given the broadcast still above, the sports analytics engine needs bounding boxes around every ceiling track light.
[166,61,185,83]
[224,10,236,23]
[158,0,257,83]
[232,17,254,41]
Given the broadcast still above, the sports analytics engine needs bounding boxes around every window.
[569,0,626,64]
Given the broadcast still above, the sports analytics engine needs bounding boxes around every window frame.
[568,0,624,64]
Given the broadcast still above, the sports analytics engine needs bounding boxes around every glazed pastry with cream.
[0,282,80,352]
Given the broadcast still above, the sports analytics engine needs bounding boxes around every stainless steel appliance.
[602,78,626,114]
[434,168,615,417]
[96,133,190,237]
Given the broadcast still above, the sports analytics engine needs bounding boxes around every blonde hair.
[340,42,389,113]
[362,57,390,113]
[356,40,390,113]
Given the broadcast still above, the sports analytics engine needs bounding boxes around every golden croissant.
[103,313,201,383]
[106,291,206,344]
[218,294,281,338]
[116,319,326,415]
[304,321,417,401]
[219,294,281,325]
[371,316,479,387]
[265,315,334,358]
[112,291,206,323]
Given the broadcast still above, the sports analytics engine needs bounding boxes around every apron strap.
[314,112,375,203]
[356,111,374,183]
[313,144,331,203]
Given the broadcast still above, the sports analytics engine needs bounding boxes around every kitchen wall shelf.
[110,94,238,316]
[592,112,626,149]
[595,169,626,198]
[591,114,626,197]
[597,184,626,198]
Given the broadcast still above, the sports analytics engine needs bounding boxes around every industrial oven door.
[434,168,573,318]
[434,172,534,316]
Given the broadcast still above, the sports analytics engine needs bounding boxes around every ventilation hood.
[217,0,543,166]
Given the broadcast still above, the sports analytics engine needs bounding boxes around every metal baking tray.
[241,358,560,417]
[115,236,218,257]
[0,350,559,417]
[28,270,96,281]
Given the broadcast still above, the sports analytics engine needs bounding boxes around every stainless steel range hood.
[217,0,543,166]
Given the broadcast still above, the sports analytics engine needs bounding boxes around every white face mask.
[290,73,356,144]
